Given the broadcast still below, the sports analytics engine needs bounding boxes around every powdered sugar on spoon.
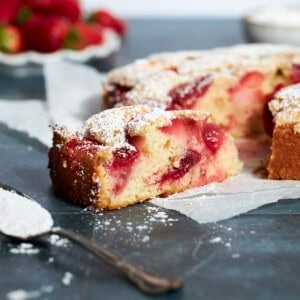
[0,187,53,239]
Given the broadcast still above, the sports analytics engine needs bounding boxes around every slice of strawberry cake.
[49,105,242,209]
[267,84,300,179]
[103,44,300,138]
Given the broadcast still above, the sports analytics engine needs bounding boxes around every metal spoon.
[0,182,183,295]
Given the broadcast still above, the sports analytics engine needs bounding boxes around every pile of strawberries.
[0,0,127,54]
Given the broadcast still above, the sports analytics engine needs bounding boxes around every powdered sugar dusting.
[48,234,69,248]
[62,272,74,286]
[57,105,179,152]
[127,108,174,133]
[91,205,179,246]
[108,58,174,87]
[6,286,53,300]
[123,71,187,108]
[269,83,300,124]
[0,188,53,239]
[82,105,150,148]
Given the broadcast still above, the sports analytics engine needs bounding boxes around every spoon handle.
[50,227,183,294]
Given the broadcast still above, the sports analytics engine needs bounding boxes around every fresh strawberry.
[20,13,42,48]
[24,0,81,22]
[15,5,33,26]
[89,9,127,36]
[24,0,56,14]
[25,17,69,53]
[64,22,104,50]
[0,0,22,23]
[0,24,24,53]
[52,0,81,22]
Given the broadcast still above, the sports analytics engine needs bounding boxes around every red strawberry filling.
[106,83,132,107]
[107,136,142,195]
[228,71,265,104]
[227,71,265,133]
[263,83,286,136]
[290,64,300,84]
[202,122,225,154]
[59,138,100,171]
[160,118,201,142]
[167,75,213,110]
[159,149,201,184]
[161,118,225,155]
[158,118,225,185]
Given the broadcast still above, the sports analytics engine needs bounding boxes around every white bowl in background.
[244,6,300,46]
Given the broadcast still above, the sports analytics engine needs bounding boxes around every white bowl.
[0,29,121,76]
[244,6,300,46]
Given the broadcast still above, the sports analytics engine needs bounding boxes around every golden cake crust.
[49,130,102,207]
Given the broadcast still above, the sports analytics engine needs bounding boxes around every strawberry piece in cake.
[267,84,300,179]
[49,105,242,209]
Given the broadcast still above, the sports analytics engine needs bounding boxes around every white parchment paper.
[0,100,51,146]
[1,61,299,224]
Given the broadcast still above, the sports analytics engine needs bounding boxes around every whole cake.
[103,44,300,138]
[49,105,242,209]
[268,84,300,179]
